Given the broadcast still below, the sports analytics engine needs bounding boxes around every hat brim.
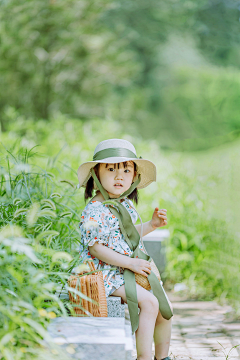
[77,157,156,190]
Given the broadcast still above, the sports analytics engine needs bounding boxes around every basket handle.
[73,260,96,275]
[87,260,96,272]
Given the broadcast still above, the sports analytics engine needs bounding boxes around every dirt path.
[128,292,240,359]
[168,292,240,360]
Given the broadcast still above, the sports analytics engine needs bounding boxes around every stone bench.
[59,229,169,317]
[107,296,125,317]
[58,289,125,318]
[48,317,133,360]
[49,230,169,359]
[142,228,169,274]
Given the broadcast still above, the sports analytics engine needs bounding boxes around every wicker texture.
[135,258,161,291]
[68,261,108,317]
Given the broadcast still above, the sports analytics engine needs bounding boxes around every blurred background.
[0,0,240,356]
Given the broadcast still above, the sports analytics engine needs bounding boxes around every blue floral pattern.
[79,199,143,297]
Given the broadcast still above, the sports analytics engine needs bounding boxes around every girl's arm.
[89,242,131,268]
[134,207,168,236]
[89,242,151,277]
[135,221,155,237]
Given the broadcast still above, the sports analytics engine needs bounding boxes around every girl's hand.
[150,207,167,229]
[129,258,151,278]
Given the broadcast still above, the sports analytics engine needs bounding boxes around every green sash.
[90,169,173,333]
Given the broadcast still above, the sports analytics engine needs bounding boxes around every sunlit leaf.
[5,289,17,298]
[26,202,40,227]
[38,209,57,218]
[0,225,24,238]
[50,192,62,198]
[40,199,56,210]
[60,211,72,218]
[13,208,27,218]
[36,230,59,241]
[52,251,73,263]
[23,317,50,340]
[6,267,23,283]
[3,238,42,264]
[59,179,76,188]
[178,233,188,251]
[13,198,22,205]
[1,348,15,360]
[4,173,11,196]
[44,222,52,230]
[17,301,35,312]
[35,224,44,232]
[0,333,14,346]
[177,253,193,262]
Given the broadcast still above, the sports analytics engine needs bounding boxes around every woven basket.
[135,257,161,291]
[68,260,108,317]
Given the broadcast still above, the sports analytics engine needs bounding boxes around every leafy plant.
[218,341,240,360]
[0,145,84,359]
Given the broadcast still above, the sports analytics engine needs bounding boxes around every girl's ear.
[132,171,138,183]
[94,163,100,179]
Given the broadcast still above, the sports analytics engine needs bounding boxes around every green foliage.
[0,0,136,122]
[1,0,240,150]
[195,0,240,67]
[160,167,240,304]
[1,115,240,357]
[159,67,240,150]
[0,144,85,359]
[132,137,240,307]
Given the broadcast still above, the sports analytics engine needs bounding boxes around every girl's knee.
[156,307,173,325]
[111,285,127,303]
[139,293,159,315]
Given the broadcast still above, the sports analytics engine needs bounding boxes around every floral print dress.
[79,198,143,297]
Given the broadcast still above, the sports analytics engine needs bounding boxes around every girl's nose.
[115,169,123,179]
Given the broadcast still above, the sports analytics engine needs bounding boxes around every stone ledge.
[48,317,133,360]
[58,290,125,318]
[107,296,125,317]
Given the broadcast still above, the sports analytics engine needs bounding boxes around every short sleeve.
[79,202,110,248]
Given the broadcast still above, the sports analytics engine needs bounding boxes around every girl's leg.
[154,309,172,360]
[111,284,159,360]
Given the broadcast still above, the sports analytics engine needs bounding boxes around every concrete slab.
[48,317,134,360]
[107,296,125,317]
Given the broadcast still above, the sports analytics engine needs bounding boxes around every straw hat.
[77,139,156,190]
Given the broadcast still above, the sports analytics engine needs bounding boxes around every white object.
[143,229,170,242]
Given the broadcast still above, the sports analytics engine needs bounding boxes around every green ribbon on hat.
[93,148,137,161]
[90,168,173,334]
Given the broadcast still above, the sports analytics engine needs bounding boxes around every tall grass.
[1,116,240,359]
[136,150,240,310]
[0,144,83,359]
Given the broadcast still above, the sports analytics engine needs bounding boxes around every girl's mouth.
[114,183,123,188]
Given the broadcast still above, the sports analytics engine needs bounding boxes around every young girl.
[78,139,173,360]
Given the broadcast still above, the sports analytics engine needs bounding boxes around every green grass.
[1,115,240,358]
[0,144,84,359]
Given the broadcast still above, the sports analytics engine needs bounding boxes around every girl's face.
[98,161,136,198]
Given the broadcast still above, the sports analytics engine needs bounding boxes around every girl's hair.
[84,162,139,204]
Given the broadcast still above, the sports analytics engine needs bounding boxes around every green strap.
[90,168,173,333]
[93,148,138,161]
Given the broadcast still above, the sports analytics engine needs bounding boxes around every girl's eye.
[108,167,115,172]
[124,169,130,173]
